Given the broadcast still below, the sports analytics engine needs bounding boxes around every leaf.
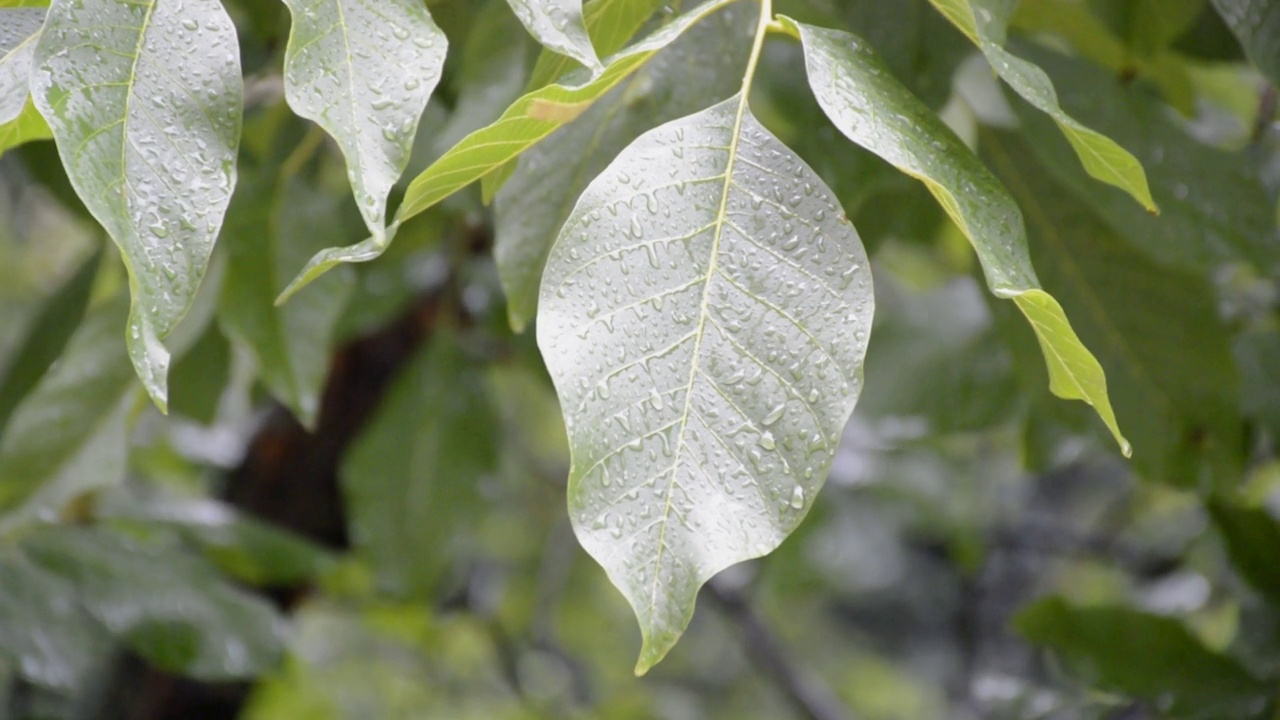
[219,155,355,429]
[30,0,244,410]
[537,95,873,674]
[166,320,230,424]
[1016,597,1273,718]
[1011,40,1280,273]
[1087,0,1207,58]
[0,294,137,524]
[0,248,98,434]
[0,6,43,124]
[1207,497,1280,605]
[927,0,1157,212]
[1211,0,1280,86]
[342,331,498,600]
[984,130,1241,486]
[495,2,754,330]
[783,18,1128,454]
[23,526,286,680]
[0,97,51,158]
[504,0,599,72]
[277,0,738,302]
[280,0,447,243]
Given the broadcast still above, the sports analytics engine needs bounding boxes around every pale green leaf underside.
[927,0,1157,213]
[505,0,600,73]
[281,0,446,243]
[31,0,243,410]
[495,3,754,332]
[537,96,873,674]
[278,0,738,303]
[786,18,1128,454]
[0,7,44,123]
[1211,0,1280,87]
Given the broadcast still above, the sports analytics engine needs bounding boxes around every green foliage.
[1,0,1279,716]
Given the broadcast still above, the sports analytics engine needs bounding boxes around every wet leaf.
[537,96,873,673]
[280,0,447,243]
[31,0,244,410]
[784,18,1128,454]
[0,6,43,124]
[342,332,498,600]
[1211,0,1280,86]
[1017,597,1273,719]
[495,2,754,330]
[0,294,137,524]
[504,0,599,73]
[24,526,286,680]
[984,130,1241,485]
[278,0,738,302]
[927,0,1158,212]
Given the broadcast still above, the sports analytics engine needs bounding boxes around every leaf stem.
[739,0,773,100]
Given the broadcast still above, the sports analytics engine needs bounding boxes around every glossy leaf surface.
[928,0,1157,211]
[504,0,599,73]
[31,0,243,409]
[786,18,1128,453]
[0,7,43,124]
[280,0,447,243]
[496,3,754,330]
[279,0,738,301]
[537,96,873,673]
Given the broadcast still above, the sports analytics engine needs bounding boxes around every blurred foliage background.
[2,0,1280,718]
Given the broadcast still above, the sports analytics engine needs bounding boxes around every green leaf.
[277,0,739,302]
[783,18,1128,455]
[31,0,244,410]
[1211,0,1280,85]
[927,0,1158,212]
[537,94,873,674]
[1088,0,1207,58]
[219,158,355,429]
[0,553,110,691]
[1016,597,1273,718]
[504,0,599,72]
[0,7,43,124]
[0,294,137,524]
[0,249,98,434]
[0,97,51,158]
[1012,41,1280,273]
[166,320,230,424]
[495,2,754,331]
[342,331,498,601]
[23,526,285,680]
[280,0,447,244]
[1236,326,1280,439]
[1207,497,1280,605]
[984,130,1241,486]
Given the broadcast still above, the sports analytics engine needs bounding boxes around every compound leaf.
[31,0,243,409]
[785,18,1128,454]
[537,96,873,674]
[280,0,447,244]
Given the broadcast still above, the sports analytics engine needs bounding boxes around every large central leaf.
[537,95,873,673]
[31,0,243,409]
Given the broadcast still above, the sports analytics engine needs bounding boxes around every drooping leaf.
[23,526,286,680]
[495,2,754,330]
[1016,597,1273,718]
[1207,497,1280,604]
[0,553,110,692]
[277,0,738,302]
[0,294,136,524]
[1211,0,1280,86]
[783,18,1128,454]
[0,248,98,433]
[927,0,1158,212]
[280,0,447,243]
[0,97,51,158]
[504,0,599,73]
[219,155,355,429]
[984,130,1241,486]
[30,0,244,409]
[0,6,43,124]
[1012,41,1280,274]
[537,95,874,674]
[342,331,498,601]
